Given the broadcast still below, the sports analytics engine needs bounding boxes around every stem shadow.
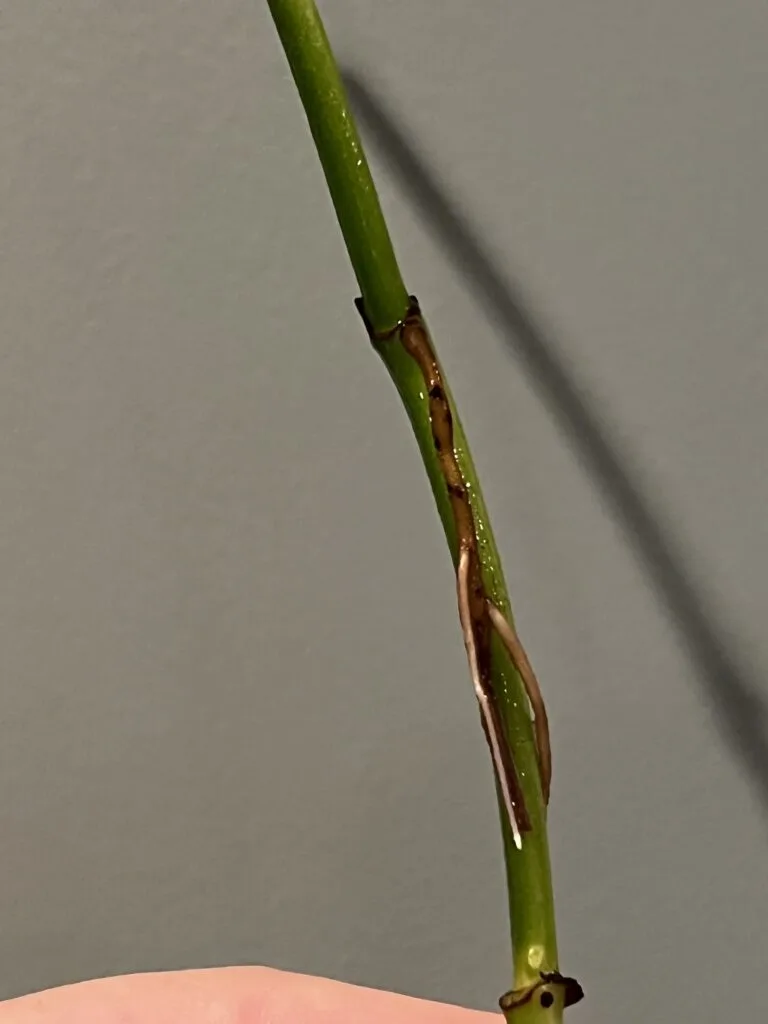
[343,69,768,819]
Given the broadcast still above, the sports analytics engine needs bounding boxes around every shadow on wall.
[343,70,768,821]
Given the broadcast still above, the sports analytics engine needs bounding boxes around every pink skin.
[0,968,499,1024]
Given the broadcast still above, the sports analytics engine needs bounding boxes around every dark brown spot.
[540,973,584,1008]
[434,435,442,451]
[447,483,465,498]
[540,991,554,1009]
[428,384,443,400]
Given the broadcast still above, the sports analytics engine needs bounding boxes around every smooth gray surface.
[1,2,767,1020]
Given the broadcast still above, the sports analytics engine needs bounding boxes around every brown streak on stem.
[458,550,524,847]
[487,602,552,804]
[356,295,531,835]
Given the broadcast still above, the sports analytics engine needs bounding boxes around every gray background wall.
[1,3,767,1022]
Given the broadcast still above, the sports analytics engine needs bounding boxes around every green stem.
[266,1,565,1017]
[265,0,409,333]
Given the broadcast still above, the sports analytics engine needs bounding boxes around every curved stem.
[266,2,569,1017]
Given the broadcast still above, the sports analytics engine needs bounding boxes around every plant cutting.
[266,2,583,1021]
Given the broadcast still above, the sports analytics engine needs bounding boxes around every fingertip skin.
[0,967,500,1024]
